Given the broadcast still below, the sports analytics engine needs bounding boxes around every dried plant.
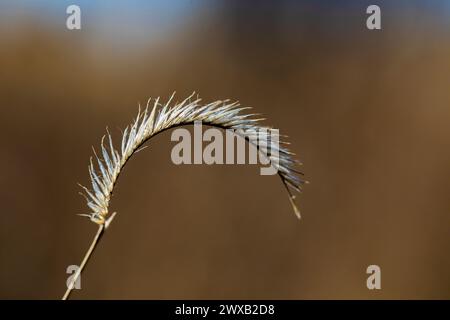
[63,93,305,299]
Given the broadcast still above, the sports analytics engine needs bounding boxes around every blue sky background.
[0,1,449,53]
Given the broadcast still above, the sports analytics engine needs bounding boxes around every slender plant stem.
[62,224,105,300]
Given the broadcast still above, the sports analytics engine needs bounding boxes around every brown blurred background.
[0,0,449,299]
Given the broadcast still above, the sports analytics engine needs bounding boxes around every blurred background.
[0,0,449,299]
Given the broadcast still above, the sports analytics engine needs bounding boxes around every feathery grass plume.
[81,92,304,223]
[63,93,305,299]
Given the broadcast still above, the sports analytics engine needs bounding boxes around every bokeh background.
[0,0,449,299]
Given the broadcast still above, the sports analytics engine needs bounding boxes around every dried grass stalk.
[63,93,305,299]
